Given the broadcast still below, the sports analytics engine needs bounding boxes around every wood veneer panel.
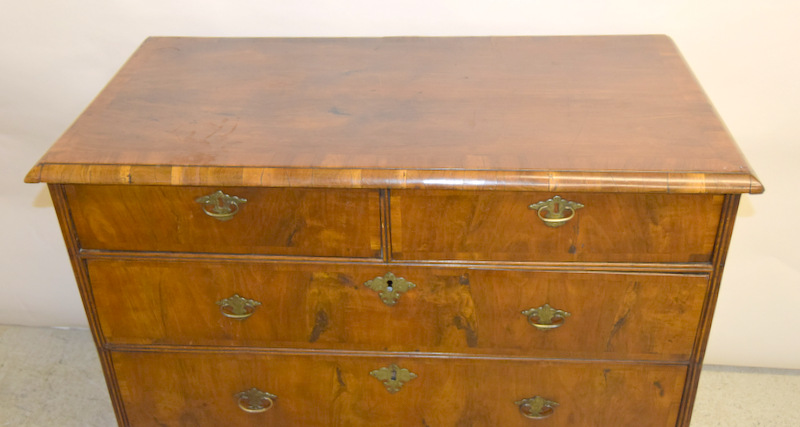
[26,36,761,193]
[391,190,723,263]
[47,185,129,426]
[89,259,707,361]
[113,351,686,426]
[678,194,741,426]
[65,185,382,258]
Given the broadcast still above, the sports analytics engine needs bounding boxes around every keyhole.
[386,280,394,292]
[391,368,397,381]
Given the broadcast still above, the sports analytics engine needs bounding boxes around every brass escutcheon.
[369,364,417,393]
[528,196,583,228]
[195,190,247,221]
[363,272,416,306]
[515,396,559,419]
[216,294,261,320]
[522,303,571,330]
[235,388,277,413]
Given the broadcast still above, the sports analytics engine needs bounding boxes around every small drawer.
[90,259,707,361]
[390,190,723,263]
[65,185,382,257]
[113,351,686,426]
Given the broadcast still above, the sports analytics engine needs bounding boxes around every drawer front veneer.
[90,259,707,360]
[66,185,382,258]
[391,190,723,263]
[113,351,686,427]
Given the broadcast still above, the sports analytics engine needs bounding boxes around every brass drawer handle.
[515,396,559,419]
[364,272,416,306]
[528,196,583,228]
[370,363,417,393]
[522,303,571,330]
[195,190,247,221]
[236,388,276,413]
[216,294,261,320]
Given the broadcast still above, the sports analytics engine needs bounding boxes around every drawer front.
[113,351,686,427]
[65,185,382,257]
[391,190,723,263]
[90,259,707,361]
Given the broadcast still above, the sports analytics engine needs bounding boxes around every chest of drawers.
[27,36,762,426]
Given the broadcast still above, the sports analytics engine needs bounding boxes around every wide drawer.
[90,259,707,361]
[65,185,382,257]
[391,190,723,263]
[112,351,686,426]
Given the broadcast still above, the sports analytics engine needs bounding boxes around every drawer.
[65,185,382,257]
[391,190,723,263]
[90,259,707,361]
[112,351,686,426]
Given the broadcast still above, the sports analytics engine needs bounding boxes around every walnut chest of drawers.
[27,36,763,426]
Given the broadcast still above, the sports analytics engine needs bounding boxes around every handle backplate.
[528,196,583,228]
[195,190,247,221]
[522,303,571,330]
[217,294,261,320]
[515,396,559,419]
[236,388,276,413]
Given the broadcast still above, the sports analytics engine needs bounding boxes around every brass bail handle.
[216,294,261,320]
[235,388,277,413]
[195,190,247,221]
[528,196,584,228]
[522,304,571,330]
[515,396,559,419]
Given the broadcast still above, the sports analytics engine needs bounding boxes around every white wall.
[2,0,798,369]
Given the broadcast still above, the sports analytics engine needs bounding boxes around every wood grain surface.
[88,259,708,361]
[29,36,763,427]
[112,351,686,427]
[65,185,382,257]
[25,36,762,193]
[391,190,723,263]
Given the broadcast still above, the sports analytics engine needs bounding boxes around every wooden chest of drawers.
[27,36,762,426]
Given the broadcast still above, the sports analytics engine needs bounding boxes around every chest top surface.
[26,35,761,193]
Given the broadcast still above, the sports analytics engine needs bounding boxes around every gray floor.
[1,324,798,426]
